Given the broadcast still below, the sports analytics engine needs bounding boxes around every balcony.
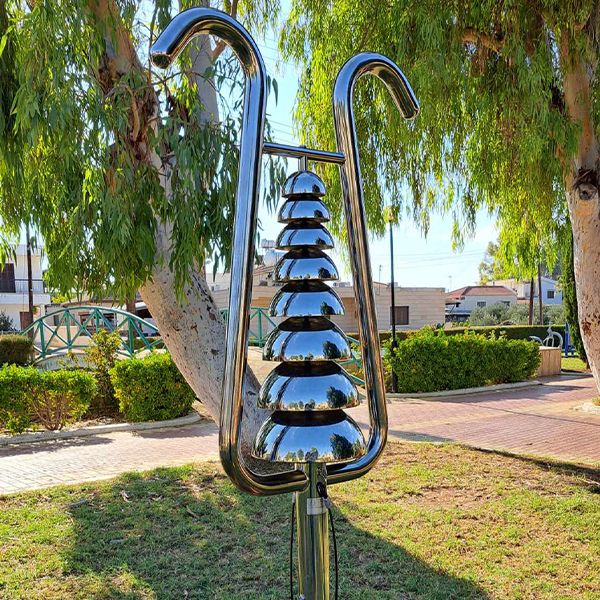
[0,279,46,294]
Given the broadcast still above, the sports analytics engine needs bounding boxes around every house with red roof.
[445,285,517,322]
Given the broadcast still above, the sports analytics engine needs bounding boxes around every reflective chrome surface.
[152,9,419,497]
[263,141,345,164]
[263,318,351,362]
[274,249,339,281]
[270,281,344,317]
[258,362,359,410]
[294,463,330,600]
[283,170,327,198]
[278,199,331,223]
[276,223,334,250]
[152,8,306,495]
[327,53,419,486]
[252,411,366,463]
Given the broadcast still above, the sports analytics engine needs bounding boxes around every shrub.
[0,334,33,365]
[0,311,16,332]
[85,329,122,414]
[133,336,164,351]
[385,329,541,393]
[0,366,96,433]
[358,324,567,345]
[110,353,196,422]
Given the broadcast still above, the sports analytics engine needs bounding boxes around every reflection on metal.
[270,282,345,318]
[278,198,331,223]
[274,249,339,282]
[258,362,360,411]
[151,7,418,598]
[253,411,366,463]
[263,317,352,362]
[283,171,327,197]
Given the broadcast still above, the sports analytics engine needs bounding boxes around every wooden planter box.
[536,346,562,377]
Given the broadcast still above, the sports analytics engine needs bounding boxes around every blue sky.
[255,28,497,291]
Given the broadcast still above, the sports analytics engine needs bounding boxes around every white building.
[491,277,563,305]
[446,285,517,321]
[0,245,50,330]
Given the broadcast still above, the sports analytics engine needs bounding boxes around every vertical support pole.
[294,463,329,600]
[389,220,398,393]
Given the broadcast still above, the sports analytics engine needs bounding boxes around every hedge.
[385,330,541,393]
[350,324,566,344]
[110,353,196,422]
[0,366,96,433]
[0,334,33,366]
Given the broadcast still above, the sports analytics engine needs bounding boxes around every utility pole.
[388,214,398,393]
[25,223,34,329]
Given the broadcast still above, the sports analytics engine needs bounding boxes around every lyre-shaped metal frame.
[151,7,419,496]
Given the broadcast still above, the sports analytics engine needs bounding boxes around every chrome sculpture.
[151,8,418,599]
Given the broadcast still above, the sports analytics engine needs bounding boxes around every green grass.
[561,356,589,372]
[1,443,599,599]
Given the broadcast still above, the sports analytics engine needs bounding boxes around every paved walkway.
[1,373,598,494]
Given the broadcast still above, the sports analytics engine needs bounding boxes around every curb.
[0,412,203,447]
[387,380,542,401]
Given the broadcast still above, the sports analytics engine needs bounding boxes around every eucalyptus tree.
[0,0,282,444]
[282,1,600,389]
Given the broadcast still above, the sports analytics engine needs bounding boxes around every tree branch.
[461,27,503,54]
[212,0,239,61]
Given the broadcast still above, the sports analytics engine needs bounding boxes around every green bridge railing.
[21,306,162,362]
[22,305,365,384]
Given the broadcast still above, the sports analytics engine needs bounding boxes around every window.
[391,305,409,326]
[547,290,555,299]
[0,263,15,293]
[477,301,486,308]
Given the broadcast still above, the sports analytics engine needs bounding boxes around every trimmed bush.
[110,353,196,422]
[350,324,566,345]
[385,329,541,393]
[0,366,96,433]
[0,334,33,366]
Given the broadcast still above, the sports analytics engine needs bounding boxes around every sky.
[254,28,498,292]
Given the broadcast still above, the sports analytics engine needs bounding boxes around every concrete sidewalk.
[1,374,598,494]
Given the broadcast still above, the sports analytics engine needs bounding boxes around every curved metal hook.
[328,53,419,485]
[151,8,307,495]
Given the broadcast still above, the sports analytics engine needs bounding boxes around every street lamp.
[385,207,399,393]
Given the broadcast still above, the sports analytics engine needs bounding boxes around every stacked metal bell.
[252,171,367,465]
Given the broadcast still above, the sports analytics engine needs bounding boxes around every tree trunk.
[561,32,600,389]
[90,0,265,448]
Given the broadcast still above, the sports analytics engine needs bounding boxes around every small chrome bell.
[252,171,366,465]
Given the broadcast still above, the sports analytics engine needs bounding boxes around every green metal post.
[257,308,264,347]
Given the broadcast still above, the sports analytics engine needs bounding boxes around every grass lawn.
[562,356,589,372]
[1,443,599,599]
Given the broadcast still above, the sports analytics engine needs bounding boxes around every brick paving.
[1,371,598,495]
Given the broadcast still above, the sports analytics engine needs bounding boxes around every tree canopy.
[281,1,592,256]
[0,0,282,300]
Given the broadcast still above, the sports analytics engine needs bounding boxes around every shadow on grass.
[64,466,489,600]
